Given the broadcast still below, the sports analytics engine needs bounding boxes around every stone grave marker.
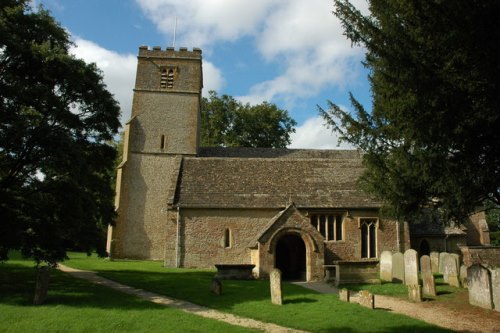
[468,264,493,310]
[420,255,436,296]
[493,267,500,311]
[270,268,283,305]
[339,288,350,302]
[439,252,448,274]
[358,290,374,309]
[443,254,460,287]
[404,249,419,286]
[408,284,422,302]
[459,264,468,288]
[430,252,440,273]
[380,251,393,282]
[392,252,405,283]
[210,278,222,295]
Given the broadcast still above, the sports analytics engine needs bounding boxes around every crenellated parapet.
[138,45,202,59]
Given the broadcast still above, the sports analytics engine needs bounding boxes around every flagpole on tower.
[172,16,177,48]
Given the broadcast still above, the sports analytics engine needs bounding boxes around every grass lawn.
[63,253,453,332]
[0,253,257,333]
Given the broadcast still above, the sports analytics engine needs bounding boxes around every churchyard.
[0,252,458,333]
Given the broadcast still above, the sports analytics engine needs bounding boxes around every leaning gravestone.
[210,278,222,295]
[408,284,422,302]
[439,252,448,274]
[443,254,460,287]
[392,252,405,283]
[430,252,440,273]
[404,249,419,286]
[270,268,283,305]
[339,288,350,302]
[459,264,468,289]
[358,290,375,309]
[468,264,493,310]
[420,255,436,296]
[380,251,393,282]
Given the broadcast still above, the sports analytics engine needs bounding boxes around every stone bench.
[215,264,255,280]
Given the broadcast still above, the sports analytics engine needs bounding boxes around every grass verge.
[0,254,256,333]
[63,253,453,332]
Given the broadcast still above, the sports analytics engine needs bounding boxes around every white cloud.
[202,61,225,96]
[289,116,355,150]
[70,38,137,126]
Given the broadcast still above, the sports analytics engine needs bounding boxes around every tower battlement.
[138,46,202,59]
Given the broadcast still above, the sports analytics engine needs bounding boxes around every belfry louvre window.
[360,218,377,258]
[310,214,343,241]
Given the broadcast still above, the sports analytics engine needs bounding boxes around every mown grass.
[63,253,453,332]
[0,253,257,333]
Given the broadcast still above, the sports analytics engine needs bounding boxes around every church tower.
[107,46,203,259]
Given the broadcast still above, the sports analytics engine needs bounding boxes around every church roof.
[175,147,381,209]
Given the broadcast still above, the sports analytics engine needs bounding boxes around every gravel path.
[58,264,305,333]
[295,281,500,333]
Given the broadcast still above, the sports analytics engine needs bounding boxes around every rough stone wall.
[174,208,277,268]
[461,246,500,267]
[466,211,490,246]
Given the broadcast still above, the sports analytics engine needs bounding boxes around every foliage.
[0,0,120,265]
[0,255,254,333]
[64,253,451,332]
[201,91,297,148]
[321,0,500,222]
[485,201,500,245]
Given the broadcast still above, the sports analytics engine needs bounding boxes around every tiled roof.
[175,148,381,209]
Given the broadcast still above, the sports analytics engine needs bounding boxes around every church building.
[106,46,488,283]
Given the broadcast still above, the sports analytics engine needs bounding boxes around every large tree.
[201,91,296,148]
[0,0,120,277]
[321,0,500,222]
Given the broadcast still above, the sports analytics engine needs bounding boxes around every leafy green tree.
[321,0,500,223]
[485,201,500,246]
[201,91,296,148]
[0,0,120,276]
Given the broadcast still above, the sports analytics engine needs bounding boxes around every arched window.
[360,218,377,258]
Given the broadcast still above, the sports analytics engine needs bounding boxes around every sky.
[35,0,371,149]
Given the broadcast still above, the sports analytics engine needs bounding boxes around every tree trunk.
[33,266,51,305]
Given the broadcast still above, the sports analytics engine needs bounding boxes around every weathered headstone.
[468,264,493,310]
[443,254,460,287]
[420,255,436,296]
[339,288,350,302]
[459,264,468,289]
[492,267,500,312]
[392,252,405,283]
[270,268,283,305]
[408,284,422,302]
[439,252,448,274]
[430,252,440,273]
[358,290,374,309]
[210,278,222,295]
[404,249,419,286]
[380,251,393,282]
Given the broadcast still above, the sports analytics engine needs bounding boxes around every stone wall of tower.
[107,46,202,259]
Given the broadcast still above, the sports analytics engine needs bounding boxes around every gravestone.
[493,267,500,311]
[420,255,436,296]
[392,252,405,283]
[468,264,493,310]
[270,268,283,305]
[439,252,448,274]
[430,252,440,273]
[459,264,468,289]
[210,278,222,295]
[408,284,422,302]
[443,254,460,287]
[339,288,350,302]
[380,251,393,282]
[358,290,374,309]
[404,249,419,286]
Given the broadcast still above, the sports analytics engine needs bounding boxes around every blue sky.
[36,0,371,148]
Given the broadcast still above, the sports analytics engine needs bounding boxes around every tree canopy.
[321,0,500,222]
[201,91,296,148]
[0,0,120,265]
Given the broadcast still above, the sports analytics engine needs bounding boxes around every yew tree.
[0,0,120,268]
[201,90,296,148]
[321,0,500,222]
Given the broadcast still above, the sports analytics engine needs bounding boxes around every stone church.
[106,46,489,283]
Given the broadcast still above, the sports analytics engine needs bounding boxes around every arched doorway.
[275,234,306,281]
[419,239,430,256]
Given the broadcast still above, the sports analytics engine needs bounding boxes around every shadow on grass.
[283,297,317,304]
